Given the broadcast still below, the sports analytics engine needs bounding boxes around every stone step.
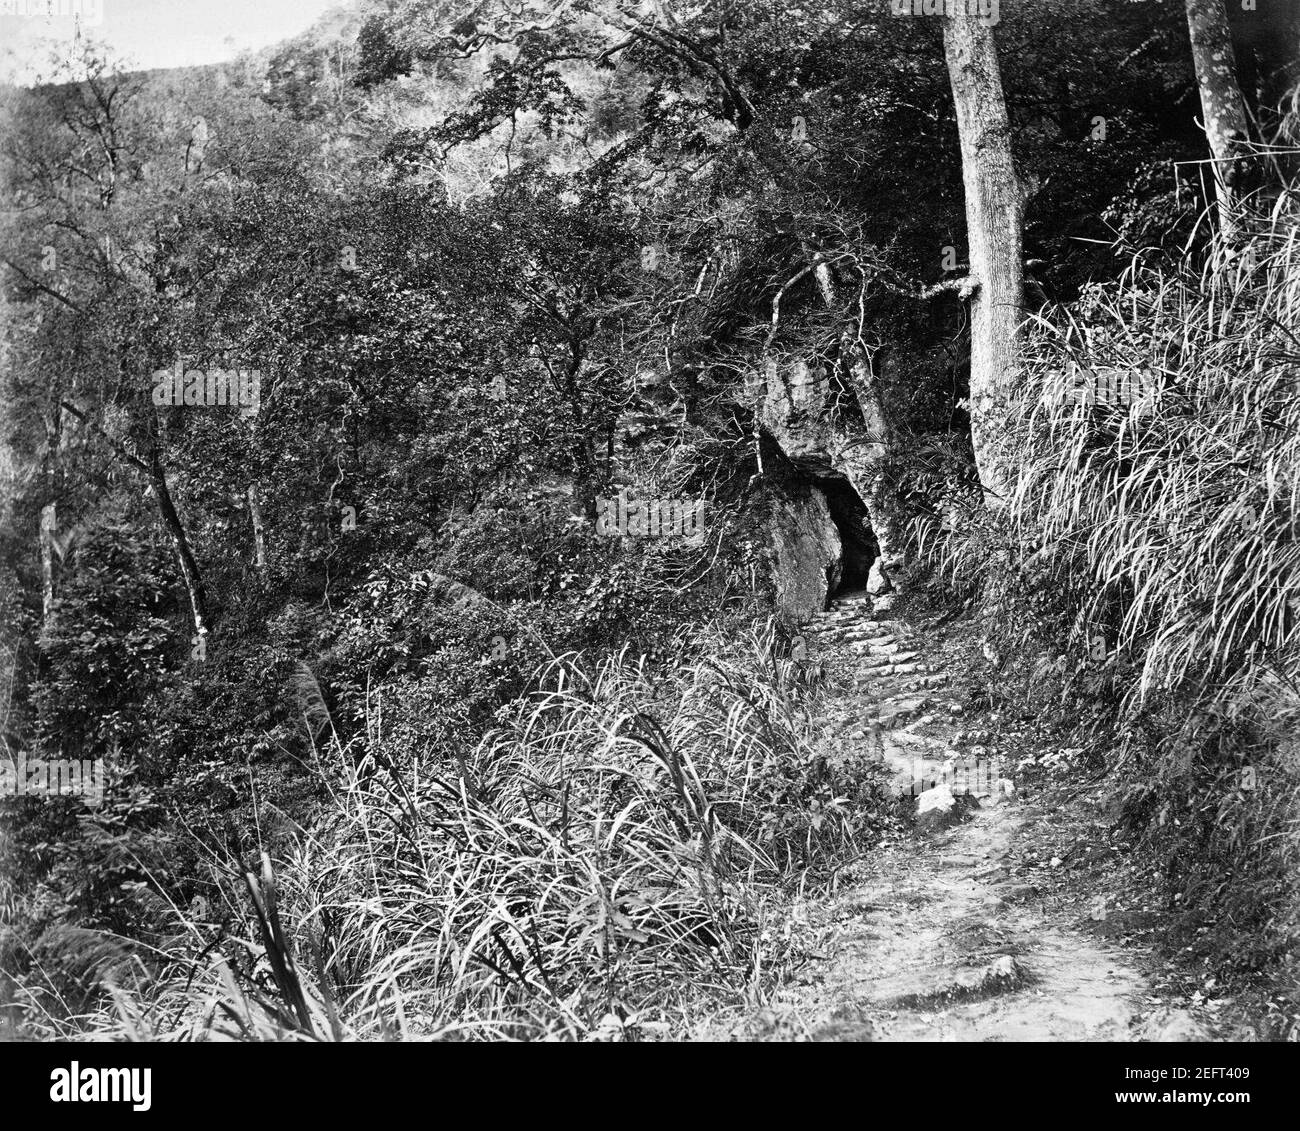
[848,638,897,653]
[888,730,951,752]
[855,660,927,677]
[867,646,920,662]
[825,620,886,634]
[872,696,933,729]
[902,673,950,689]
[855,649,912,666]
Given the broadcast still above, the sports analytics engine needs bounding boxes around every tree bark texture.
[1186,0,1252,242]
[943,10,1025,508]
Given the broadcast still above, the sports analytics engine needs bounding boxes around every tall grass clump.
[923,191,1300,1025]
[10,624,890,1041]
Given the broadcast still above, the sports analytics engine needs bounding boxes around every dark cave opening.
[821,478,878,597]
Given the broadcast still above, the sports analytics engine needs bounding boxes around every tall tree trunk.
[1185,0,1252,242]
[38,503,57,637]
[146,453,208,640]
[943,10,1025,509]
[37,406,61,641]
[247,484,267,572]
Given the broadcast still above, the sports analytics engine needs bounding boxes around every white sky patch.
[1,0,342,84]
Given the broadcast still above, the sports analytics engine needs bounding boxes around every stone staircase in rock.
[800,591,1011,822]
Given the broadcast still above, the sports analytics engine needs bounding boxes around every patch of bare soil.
[731,804,1169,1041]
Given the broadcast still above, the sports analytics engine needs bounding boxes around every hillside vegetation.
[1,0,1297,1040]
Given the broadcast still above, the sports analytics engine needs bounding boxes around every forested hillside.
[2,0,1298,1042]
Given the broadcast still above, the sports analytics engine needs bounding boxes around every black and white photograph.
[0,0,1295,1098]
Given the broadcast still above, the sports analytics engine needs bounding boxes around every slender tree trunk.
[943,10,1025,509]
[147,455,208,639]
[247,484,267,571]
[37,406,60,640]
[38,503,56,636]
[1185,0,1251,242]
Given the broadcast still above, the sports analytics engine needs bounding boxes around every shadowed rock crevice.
[822,478,876,598]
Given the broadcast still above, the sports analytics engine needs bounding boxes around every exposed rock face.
[751,353,905,591]
[866,558,893,596]
[768,481,842,625]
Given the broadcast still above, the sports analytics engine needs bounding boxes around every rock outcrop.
[749,351,905,592]
[767,481,842,625]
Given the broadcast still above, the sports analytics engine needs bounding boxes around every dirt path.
[777,803,1154,1041]
[730,594,1209,1042]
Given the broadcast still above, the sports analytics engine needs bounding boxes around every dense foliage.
[1,0,1297,1038]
